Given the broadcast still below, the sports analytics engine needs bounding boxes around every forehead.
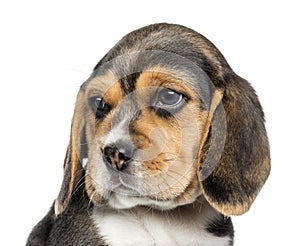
[82,51,213,107]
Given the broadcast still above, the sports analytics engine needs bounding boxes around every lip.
[105,170,178,198]
[112,183,142,196]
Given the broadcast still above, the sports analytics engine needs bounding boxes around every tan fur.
[136,69,200,100]
[55,92,86,216]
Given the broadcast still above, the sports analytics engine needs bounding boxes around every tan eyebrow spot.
[135,69,198,100]
[86,73,123,107]
[102,81,123,107]
[136,70,178,89]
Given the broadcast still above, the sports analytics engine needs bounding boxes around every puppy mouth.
[108,172,155,198]
[105,178,201,210]
[106,180,170,210]
[111,177,142,197]
[106,172,190,202]
[112,184,144,198]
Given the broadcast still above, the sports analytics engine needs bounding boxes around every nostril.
[103,144,117,165]
[118,151,131,162]
[103,145,116,157]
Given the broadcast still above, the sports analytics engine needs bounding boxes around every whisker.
[88,190,97,208]
[72,174,88,195]
[165,170,195,200]
[167,169,191,184]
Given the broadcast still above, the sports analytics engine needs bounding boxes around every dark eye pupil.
[91,97,110,118]
[159,89,181,105]
[95,98,106,109]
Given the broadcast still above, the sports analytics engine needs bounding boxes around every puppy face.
[83,66,210,210]
[55,24,270,216]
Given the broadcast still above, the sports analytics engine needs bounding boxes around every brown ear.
[54,91,86,216]
[198,72,270,216]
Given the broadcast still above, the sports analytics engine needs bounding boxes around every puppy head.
[55,23,270,216]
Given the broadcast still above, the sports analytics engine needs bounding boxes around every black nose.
[103,143,134,171]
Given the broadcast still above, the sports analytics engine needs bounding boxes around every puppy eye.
[94,97,107,109]
[157,88,184,107]
[90,97,110,118]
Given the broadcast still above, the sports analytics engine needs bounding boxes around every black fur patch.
[120,72,141,94]
[206,216,234,239]
[26,173,107,246]
[150,106,174,119]
[26,204,55,245]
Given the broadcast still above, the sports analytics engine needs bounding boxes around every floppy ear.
[54,91,87,216]
[198,72,271,216]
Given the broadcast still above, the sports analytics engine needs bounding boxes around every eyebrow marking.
[119,72,141,94]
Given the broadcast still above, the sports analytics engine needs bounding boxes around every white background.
[0,1,299,245]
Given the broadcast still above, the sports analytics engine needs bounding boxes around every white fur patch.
[92,202,231,246]
[103,119,128,146]
[82,158,88,169]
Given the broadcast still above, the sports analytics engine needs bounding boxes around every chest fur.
[92,204,232,246]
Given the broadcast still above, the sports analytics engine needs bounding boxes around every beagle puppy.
[27,23,270,246]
